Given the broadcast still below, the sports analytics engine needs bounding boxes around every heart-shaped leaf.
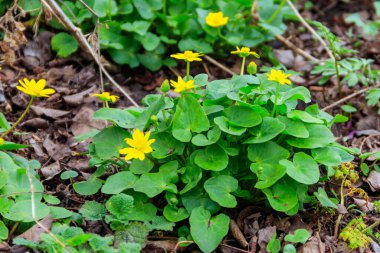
[204,175,238,208]
[214,116,246,136]
[102,171,138,194]
[287,124,335,149]
[163,205,189,222]
[223,106,262,128]
[194,144,229,171]
[152,132,185,158]
[278,116,309,138]
[248,141,290,165]
[93,126,129,160]
[190,207,230,253]
[280,152,320,185]
[250,164,287,189]
[312,147,342,166]
[262,179,298,212]
[180,166,202,194]
[192,126,221,146]
[134,172,177,197]
[284,228,311,243]
[172,94,210,142]
[245,117,285,144]
[287,110,324,124]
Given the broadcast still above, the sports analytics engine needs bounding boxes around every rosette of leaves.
[87,70,357,252]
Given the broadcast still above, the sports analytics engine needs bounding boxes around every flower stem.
[0,97,34,139]
[240,57,246,75]
[105,101,109,108]
[186,61,190,81]
[334,175,347,238]
[271,82,280,117]
[266,0,286,24]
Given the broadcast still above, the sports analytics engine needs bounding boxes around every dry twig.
[275,34,320,63]
[285,0,335,61]
[204,55,237,76]
[41,0,139,107]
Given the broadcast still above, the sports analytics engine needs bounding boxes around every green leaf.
[267,233,281,253]
[49,206,74,219]
[280,152,320,185]
[194,144,229,171]
[262,179,298,212]
[163,205,189,222]
[6,200,49,222]
[214,116,247,136]
[128,201,157,222]
[134,172,177,197]
[287,110,324,124]
[106,193,134,220]
[93,108,137,128]
[251,164,287,189]
[0,170,7,190]
[178,38,213,53]
[248,141,290,166]
[129,158,154,174]
[138,52,163,71]
[93,0,117,17]
[204,175,238,208]
[0,220,8,240]
[102,171,138,194]
[189,207,230,253]
[181,187,220,214]
[283,244,296,253]
[0,112,10,132]
[172,94,210,142]
[121,21,151,35]
[73,177,102,196]
[287,124,335,149]
[60,170,78,180]
[80,201,107,221]
[51,32,79,57]
[245,117,285,144]
[147,216,175,231]
[93,126,129,160]
[278,116,309,138]
[137,32,160,51]
[191,126,221,146]
[284,228,311,243]
[223,106,262,128]
[43,194,60,205]
[312,147,342,166]
[132,0,161,19]
[313,187,338,209]
[180,166,202,194]
[152,132,185,158]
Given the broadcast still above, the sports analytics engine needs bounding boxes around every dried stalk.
[41,0,139,107]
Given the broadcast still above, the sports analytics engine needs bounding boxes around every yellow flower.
[91,92,119,103]
[0,138,4,146]
[170,51,203,62]
[206,11,228,27]
[170,76,196,93]
[231,47,260,58]
[119,129,155,161]
[16,78,55,98]
[266,69,292,85]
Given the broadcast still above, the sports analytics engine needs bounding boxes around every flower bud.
[0,138,4,146]
[150,115,158,122]
[247,61,257,75]
[160,79,170,93]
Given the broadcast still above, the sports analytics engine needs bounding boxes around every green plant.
[75,50,356,252]
[339,217,371,249]
[267,229,311,253]
[312,21,380,111]
[345,2,380,37]
[16,0,294,70]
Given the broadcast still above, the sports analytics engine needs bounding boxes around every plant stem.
[266,0,286,24]
[105,101,109,108]
[186,61,190,80]
[334,175,347,238]
[271,83,280,117]
[0,97,34,139]
[240,56,246,75]
[333,53,342,98]
[163,0,167,15]
[107,0,111,19]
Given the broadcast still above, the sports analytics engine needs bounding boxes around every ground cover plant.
[0,0,379,252]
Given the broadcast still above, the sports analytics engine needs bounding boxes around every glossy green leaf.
[287,124,335,149]
[191,126,221,146]
[93,126,129,160]
[152,132,185,158]
[163,205,189,222]
[284,228,311,243]
[262,179,298,212]
[172,94,210,142]
[51,32,79,57]
[223,106,262,128]
[287,110,324,124]
[129,158,154,174]
[102,171,138,194]
[189,207,230,253]
[278,116,309,138]
[194,145,229,171]
[312,147,342,166]
[214,116,246,136]
[73,177,102,196]
[280,152,320,185]
[204,175,238,208]
[245,117,285,143]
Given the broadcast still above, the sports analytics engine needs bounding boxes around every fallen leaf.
[31,106,70,119]
[40,161,62,180]
[367,170,380,192]
[22,118,49,129]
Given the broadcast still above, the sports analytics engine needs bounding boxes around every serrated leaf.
[51,32,79,57]
[80,201,107,221]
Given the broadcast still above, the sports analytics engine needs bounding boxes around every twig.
[285,0,335,61]
[229,219,249,248]
[204,55,236,76]
[41,0,139,107]
[220,243,250,253]
[321,85,379,111]
[275,34,320,63]
[24,163,71,252]
[168,66,181,77]
[171,240,194,253]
